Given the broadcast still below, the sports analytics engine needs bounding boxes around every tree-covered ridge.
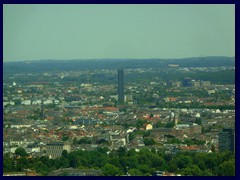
[3,56,234,75]
[4,147,235,176]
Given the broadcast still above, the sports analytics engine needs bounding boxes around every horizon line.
[3,56,235,63]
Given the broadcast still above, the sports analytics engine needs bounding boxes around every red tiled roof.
[180,145,200,151]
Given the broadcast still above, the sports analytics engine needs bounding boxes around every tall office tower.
[182,77,192,87]
[118,69,124,104]
[41,99,44,120]
[219,128,235,152]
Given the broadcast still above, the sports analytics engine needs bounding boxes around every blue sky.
[3,4,235,61]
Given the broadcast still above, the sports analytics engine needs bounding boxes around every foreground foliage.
[3,147,235,176]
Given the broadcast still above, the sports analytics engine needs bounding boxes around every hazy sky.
[3,4,235,61]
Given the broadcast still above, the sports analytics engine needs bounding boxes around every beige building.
[144,123,153,130]
[46,142,70,159]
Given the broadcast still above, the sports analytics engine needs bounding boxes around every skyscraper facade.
[118,69,124,104]
[219,128,235,152]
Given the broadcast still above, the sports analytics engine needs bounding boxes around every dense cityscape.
[3,58,235,176]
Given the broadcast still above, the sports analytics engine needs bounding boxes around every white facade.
[43,99,53,104]
[32,100,42,105]
[11,125,31,128]
[21,100,31,105]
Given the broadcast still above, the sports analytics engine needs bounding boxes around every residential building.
[219,128,235,152]
[46,142,71,159]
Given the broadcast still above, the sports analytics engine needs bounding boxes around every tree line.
[3,147,235,176]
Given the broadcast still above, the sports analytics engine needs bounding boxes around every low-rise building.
[46,142,71,159]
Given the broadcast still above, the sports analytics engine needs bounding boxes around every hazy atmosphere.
[3,4,236,177]
[3,4,235,61]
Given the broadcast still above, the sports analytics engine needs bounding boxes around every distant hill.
[3,56,235,75]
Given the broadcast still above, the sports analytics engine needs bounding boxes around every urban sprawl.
[3,61,235,176]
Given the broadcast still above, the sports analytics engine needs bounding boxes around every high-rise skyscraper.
[41,99,44,120]
[118,69,124,104]
[219,128,235,152]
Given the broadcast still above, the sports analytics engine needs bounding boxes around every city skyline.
[3,4,235,62]
[3,60,235,175]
